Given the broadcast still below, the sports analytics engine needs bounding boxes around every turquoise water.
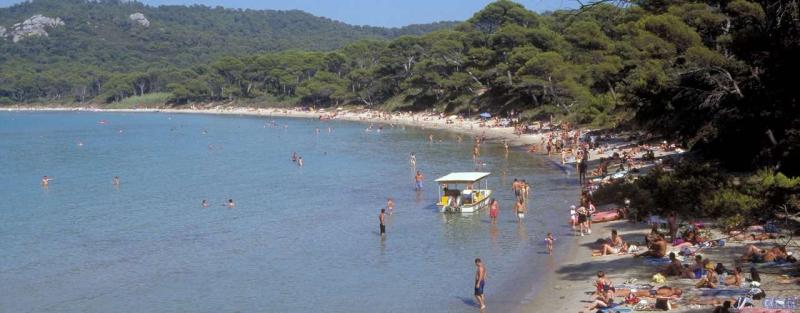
[0,112,577,313]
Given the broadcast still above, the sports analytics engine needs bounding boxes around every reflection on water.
[0,112,577,313]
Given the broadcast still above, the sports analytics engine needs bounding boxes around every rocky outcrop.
[129,13,150,27]
[9,15,65,42]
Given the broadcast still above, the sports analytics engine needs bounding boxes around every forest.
[1,0,798,177]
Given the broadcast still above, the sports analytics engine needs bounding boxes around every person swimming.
[41,175,53,186]
[226,199,235,208]
[201,200,209,208]
[112,176,120,187]
[298,157,304,167]
[387,198,395,215]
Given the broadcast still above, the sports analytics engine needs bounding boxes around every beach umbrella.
[479,112,491,118]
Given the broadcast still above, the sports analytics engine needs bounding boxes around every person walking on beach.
[577,206,588,236]
[414,170,424,191]
[474,258,487,309]
[545,233,554,255]
[569,205,578,231]
[379,208,386,237]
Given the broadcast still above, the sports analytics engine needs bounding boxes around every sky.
[0,0,579,27]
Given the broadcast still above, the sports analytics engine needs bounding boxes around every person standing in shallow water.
[414,170,424,191]
[379,208,386,237]
[387,197,395,215]
[474,258,487,309]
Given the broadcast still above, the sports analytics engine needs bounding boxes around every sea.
[0,111,578,313]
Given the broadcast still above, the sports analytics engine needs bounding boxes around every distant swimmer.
[298,157,304,167]
[113,176,120,186]
[292,152,298,163]
[201,199,209,208]
[77,140,84,147]
[410,152,416,168]
[379,208,386,237]
[226,199,236,208]
[41,175,53,186]
[429,134,434,143]
[503,140,509,152]
[387,197,395,215]
[328,127,332,133]
[414,170,424,191]
[316,127,320,134]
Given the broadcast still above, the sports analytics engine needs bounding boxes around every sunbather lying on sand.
[741,244,787,263]
[615,286,683,300]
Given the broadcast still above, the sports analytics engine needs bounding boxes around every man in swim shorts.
[379,208,386,237]
[515,198,525,222]
[474,258,486,309]
[414,170,424,191]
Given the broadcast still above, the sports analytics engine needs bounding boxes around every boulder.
[10,14,65,43]
[129,13,150,27]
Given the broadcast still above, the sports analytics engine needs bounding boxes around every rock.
[129,13,150,27]
[9,14,65,43]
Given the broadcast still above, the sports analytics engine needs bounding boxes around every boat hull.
[439,190,493,213]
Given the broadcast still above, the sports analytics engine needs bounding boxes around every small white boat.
[435,172,492,213]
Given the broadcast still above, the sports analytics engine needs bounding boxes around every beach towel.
[615,284,654,290]
[696,288,752,297]
[643,257,671,266]
[597,306,632,313]
[763,297,798,309]
[743,262,795,269]
[735,308,793,313]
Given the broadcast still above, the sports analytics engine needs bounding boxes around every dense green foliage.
[0,0,454,102]
[1,0,798,176]
[593,164,800,227]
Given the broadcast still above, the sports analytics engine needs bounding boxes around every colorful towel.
[643,257,671,265]
[696,288,751,297]
[763,297,798,309]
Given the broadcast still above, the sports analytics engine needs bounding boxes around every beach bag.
[625,292,641,304]
[655,298,671,310]
[749,288,766,300]
[735,297,753,309]
[750,267,761,282]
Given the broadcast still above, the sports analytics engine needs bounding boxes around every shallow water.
[0,112,578,313]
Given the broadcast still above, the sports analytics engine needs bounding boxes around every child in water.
[545,233,554,255]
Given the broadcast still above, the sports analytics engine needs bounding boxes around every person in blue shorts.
[474,258,486,309]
